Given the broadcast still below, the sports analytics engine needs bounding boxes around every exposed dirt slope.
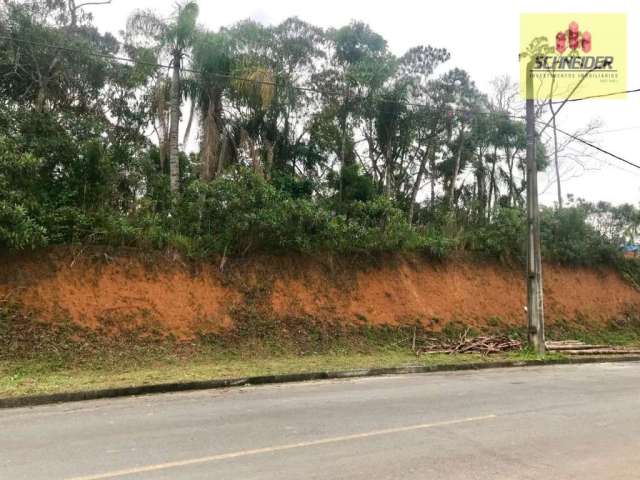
[1,248,638,338]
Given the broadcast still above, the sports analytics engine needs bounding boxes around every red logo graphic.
[555,21,592,54]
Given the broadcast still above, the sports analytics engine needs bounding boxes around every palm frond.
[172,1,199,49]
[126,9,167,46]
[232,66,275,110]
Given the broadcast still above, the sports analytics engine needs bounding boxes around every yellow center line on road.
[65,414,497,480]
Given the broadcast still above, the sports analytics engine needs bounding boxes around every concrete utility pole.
[525,62,545,354]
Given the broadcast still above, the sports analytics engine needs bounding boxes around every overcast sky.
[86,0,640,206]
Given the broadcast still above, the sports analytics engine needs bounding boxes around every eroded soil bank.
[1,247,638,339]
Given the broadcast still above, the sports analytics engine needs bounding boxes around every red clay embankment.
[1,247,638,338]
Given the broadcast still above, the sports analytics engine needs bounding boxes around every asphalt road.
[2,362,640,479]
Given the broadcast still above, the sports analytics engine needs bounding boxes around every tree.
[187,30,232,180]
[540,116,602,210]
[126,1,200,192]
[0,0,119,112]
[394,47,451,220]
[433,69,484,210]
[148,75,171,173]
[4,5,626,273]
[314,21,392,179]
[245,17,325,176]
[67,0,113,28]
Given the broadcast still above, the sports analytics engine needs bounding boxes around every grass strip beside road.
[0,350,563,399]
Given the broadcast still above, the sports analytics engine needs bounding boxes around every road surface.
[2,362,640,479]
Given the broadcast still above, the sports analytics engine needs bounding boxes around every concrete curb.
[2,355,640,409]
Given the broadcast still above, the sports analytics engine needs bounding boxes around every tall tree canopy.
[2,0,632,266]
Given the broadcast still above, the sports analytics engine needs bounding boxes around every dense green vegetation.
[0,1,638,268]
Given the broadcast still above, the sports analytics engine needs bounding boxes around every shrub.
[0,202,47,249]
[0,139,48,249]
[465,208,525,262]
[540,206,618,266]
[170,168,444,256]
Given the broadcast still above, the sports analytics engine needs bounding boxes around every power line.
[593,125,640,135]
[0,33,521,121]
[563,143,640,177]
[549,88,640,104]
[0,33,278,86]
[539,65,601,136]
[3,31,639,119]
[3,33,640,173]
[540,121,640,170]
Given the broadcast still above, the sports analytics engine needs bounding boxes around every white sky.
[86,0,640,206]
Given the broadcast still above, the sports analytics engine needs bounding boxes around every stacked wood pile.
[545,340,640,355]
[418,330,522,355]
[414,333,640,356]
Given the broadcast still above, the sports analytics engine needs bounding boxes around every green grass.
[0,350,564,399]
[545,319,640,347]
[2,303,636,400]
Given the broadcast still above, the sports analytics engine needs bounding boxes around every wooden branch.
[74,1,113,9]
[417,334,522,356]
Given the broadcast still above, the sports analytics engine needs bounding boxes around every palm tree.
[187,30,233,180]
[126,1,200,192]
[149,75,171,173]
[230,65,276,175]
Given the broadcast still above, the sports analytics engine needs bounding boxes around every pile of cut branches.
[417,330,522,355]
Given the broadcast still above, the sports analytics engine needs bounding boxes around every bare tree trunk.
[493,169,500,211]
[475,160,487,221]
[429,155,436,207]
[487,147,497,220]
[35,86,46,113]
[35,55,61,112]
[241,129,262,176]
[548,99,563,209]
[156,115,169,174]
[408,146,431,223]
[505,146,513,207]
[340,89,351,167]
[169,52,181,192]
[265,141,274,180]
[200,101,219,181]
[183,99,196,147]
[217,135,227,176]
[338,94,350,203]
[251,142,261,176]
[448,128,464,209]
[383,143,392,198]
